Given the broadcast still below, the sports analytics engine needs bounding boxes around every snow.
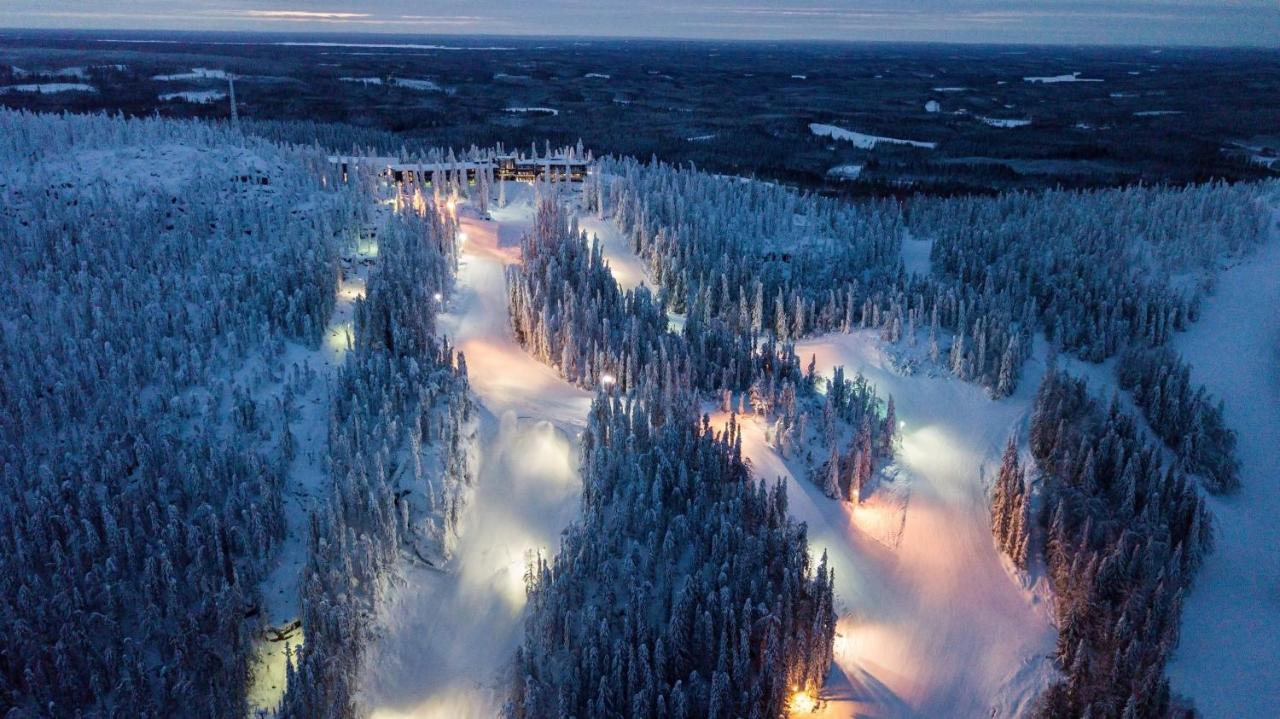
[933,86,967,92]
[809,122,937,150]
[793,74,809,80]
[584,72,611,79]
[1167,226,1280,718]
[503,106,559,116]
[1133,110,1183,116]
[686,134,716,141]
[45,143,275,196]
[0,83,95,94]
[390,78,442,91]
[826,164,864,180]
[901,234,933,277]
[711,331,1057,717]
[159,90,227,103]
[925,100,941,113]
[579,210,649,293]
[152,67,228,81]
[246,212,381,717]
[978,116,1032,128]
[1023,72,1103,84]
[341,76,384,85]
[357,185,593,718]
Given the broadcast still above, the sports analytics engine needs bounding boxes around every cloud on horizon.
[4,0,1278,46]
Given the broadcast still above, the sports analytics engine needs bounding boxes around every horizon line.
[1,25,1278,51]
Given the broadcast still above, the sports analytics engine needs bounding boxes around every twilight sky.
[5,1,1279,46]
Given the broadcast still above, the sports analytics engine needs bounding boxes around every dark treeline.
[0,110,352,717]
[508,380,836,719]
[1116,346,1239,493]
[278,192,474,719]
[1024,369,1214,718]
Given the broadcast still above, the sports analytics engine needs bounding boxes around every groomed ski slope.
[1167,231,1280,718]
[712,333,1059,718]
[358,186,592,719]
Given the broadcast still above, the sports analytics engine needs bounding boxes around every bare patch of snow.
[390,77,441,91]
[933,86,967,92]
[0,83,95,94]
[978,116,1032,128]
[826,164,864,180]
[584,72,611,79]
[159,90,227,103]
[503,106,559,116]
[340,76,383,85]
[809,122,937,150]
[152,67,228,81]
[1133,110,1183,117]
[925,100,941,113]
[1023,72,1103,83]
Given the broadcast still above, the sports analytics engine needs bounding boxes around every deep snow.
[1166,230,1280,718]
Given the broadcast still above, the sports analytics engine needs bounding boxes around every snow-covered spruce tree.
[990,436,1029,570]
[508,380,835,719]
[0,109,355,716]
[788,366,896,503]
[1028,369,1214,718]
[1116,345,1239,493]
[278,196,474,719]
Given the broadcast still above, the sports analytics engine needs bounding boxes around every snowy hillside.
[1167,225,1280,717]
[4,104,1276,719]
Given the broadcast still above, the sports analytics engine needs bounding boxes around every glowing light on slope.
[788,690,817,714]
[247,628,305,718]
[326,321,353,355]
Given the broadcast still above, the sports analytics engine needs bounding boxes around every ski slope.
[712,333,1058,718]
[357,186,593,719]
[1167,231,1280,718]
[355,184,1060,718]
[585,198,1057,716]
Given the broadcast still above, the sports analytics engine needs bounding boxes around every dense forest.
[0,110,348,716]
[1,103,1274,718]
[1024,368,1214,718]
[278,187,474,719]
[508,382,836,719]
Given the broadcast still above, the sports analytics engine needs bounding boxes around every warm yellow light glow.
[788,690,817,714]
[458,231,468,244]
